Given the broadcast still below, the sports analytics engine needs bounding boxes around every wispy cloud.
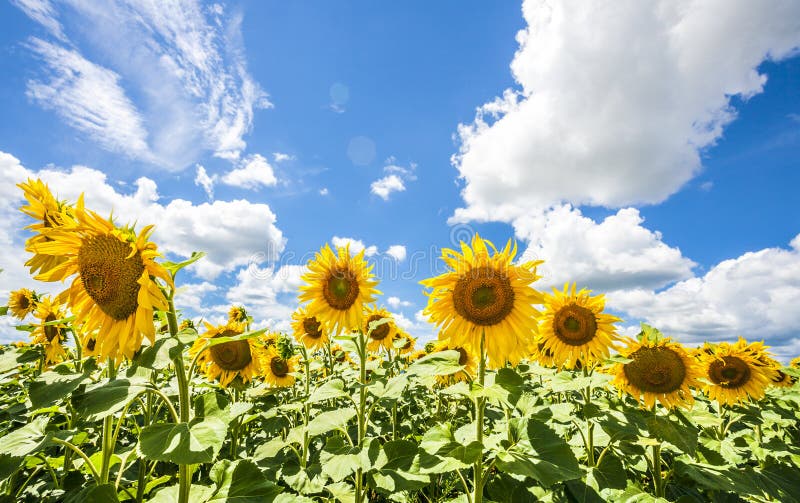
[370,157,417,201]
[15,0,270,169]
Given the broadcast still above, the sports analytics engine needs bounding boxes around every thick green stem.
[301,347,311,468]
[355,331,368,503]
[473,333,486,503]
[167,295,191,503]
[652,443,664,498]
[100,358,118,483]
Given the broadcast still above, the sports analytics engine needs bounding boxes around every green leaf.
[308,379,349,404]
[162,251,206,276]
[29,361,96,409]
[639,323,663,344]
[418,423,482,473]
[408,350,464,377]
[0,416,50,457]
[646,415,697,456]
[588,452,627,490]
[147,484,216,503]
[495,418,582,487]
[325,482,355,503]
[194,391,232,423]
[369,375,408,401]
[73,377,149,421]
[65,483,120,503]
[208,459,283,502]
[139,417,228,465]
[0,306,7,316]
[672,460,762,495]
[134,336,182,370]
[307,408,356,437]
[0,346,42,373]
[319,436,363,482]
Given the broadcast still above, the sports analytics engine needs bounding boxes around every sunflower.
[31,196,171,361]
[80,332,100,359]
[363,305,398,353]
[8,288,37,319]
[291,306,328,351]
[329,343,353,365]
[407,349,428,363]
[699,338,774,406]
[299,243,380,335]
[263,347,299,387]
[189,321,266,388]
[392,329,416,355]
[791,356,800,369]
[18,179,75,276]
[179,319,196,332]
[610,337,702,410]
[433,339,477,384]
[537,283,621,369]
[532,340,558,368]
[30,296,69,365]
[421,233,543,368]
[750,352,791,389]
[228,305,249,324]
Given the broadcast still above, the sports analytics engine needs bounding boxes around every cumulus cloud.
[273,152,295,163]
[223,264,306,332]
[392,310,437,343]
[516,205,696,292]
[385,245,407,262]
[451,0,800,222]
[220,154,277,190]
[1,153,286,282]
[386,296,412,309]
[194,165,215,199]
[15,0,270,168]
[331,236,378,257]
[608,234,800,361]
[370,175,405,201]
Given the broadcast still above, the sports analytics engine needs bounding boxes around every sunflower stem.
[99,358,117,484]
[355,330,368,503]
[167,295,191,503]
[473,332,486,503]
[652,443,664,498]
[583,366,595,467]
[301,346,311,468]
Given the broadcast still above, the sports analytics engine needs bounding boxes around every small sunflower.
[18,178,74,276]
[8,288,37,319]
[80,332,99,359]
[291,306,328,351]
[407,349,428,363]
[31,196,171,361]
[538,283,621,369]
[299,243,380,335]
[329,343,353,365]
[392,329,416,355]
[700,338,774,406]
[190,321,266,388]
[179,319,196,332]
[228,305,249,324]
[791,356,800,369]
[433,339,477,384]
[532,340,558,368]
[364,305,398,353]
[610,337,702,410]
[421,233,544,368]
[750,352,791,388]
[30,296,69,365]
[263,347,299,387]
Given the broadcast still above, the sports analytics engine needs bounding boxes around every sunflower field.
[1,179,800,503]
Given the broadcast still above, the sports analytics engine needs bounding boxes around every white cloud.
[1,157,286,281]
[319,187,329,196]
[15,0,270,168]
[174,281,218,313]
[223,264,306,332]
[386,296,412,309]
[609,234,800,361]
[370,175,405,200]
[12,0,66,41]
[273,152,295,163]
[451,0,800,222]
[26,38,152,161]
[331,236,378,257]
[392,310,437,344]
[220,153,277,190]
[385,245,407,262]
[516,205,696,292]
[194,164,216,199]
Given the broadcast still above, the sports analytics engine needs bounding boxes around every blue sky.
[1,1,799,359]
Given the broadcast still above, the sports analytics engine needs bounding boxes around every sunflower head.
[179,319,196,332]
[291,306,328,351]
[263,347,299,388]
[228,305,249,324]
[363,305,398,353]
[30,296,69,365]
[432,338,476,384]
[610,336,702,410]
[791,356,800,369]
[420,233,544,368]
[8,289,38,319]
[538,283,621,370]
[189,321,265,388]
[392,330,416,354]
[700,338,774,406]
[299,243,380,335]
[329,343,353,365]
[18,179,75,276]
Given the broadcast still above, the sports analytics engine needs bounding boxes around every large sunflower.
[537,283,621,369]
[30,296,69,365]
[18,178,74,276]
[8,288,37,319]
[699,338,774,406]
[610,337,702,410]
[189,321,266,388]
[291,306,328,351]
[263,347,299,387]
[421,233,543,368]
[32,196,171,361]
[363,305,398,353]
[299,243,380,335]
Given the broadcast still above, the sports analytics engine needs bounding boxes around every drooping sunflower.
[299,243,380,336]
[8,288,37,319]
[364,305,398,353]
[30,296,69,365]
[433,339,477,384]
[18,179,75,276]
[699,338,774,406]
[31,196,171,361]
[537,283,621,369]
[263,347,299,387]
[291,306,328,351]
[189,321,266,388]
[421,233,544,368]
[610,337,702,410]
